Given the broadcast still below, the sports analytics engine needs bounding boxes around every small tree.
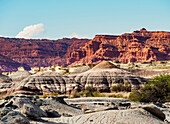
[129,74,170,103]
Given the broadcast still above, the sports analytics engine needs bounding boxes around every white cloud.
[67,32,89,39]
[15,23,44,39]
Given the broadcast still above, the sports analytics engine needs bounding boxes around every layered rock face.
[0,28,169,72]
[12,72,79,95]
[74,61,147,91]
[0,37,89,72]
[68,28,170,64]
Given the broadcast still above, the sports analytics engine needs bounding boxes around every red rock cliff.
[0,37,89,72]
[68,28,170,64]
[0,28,169,72]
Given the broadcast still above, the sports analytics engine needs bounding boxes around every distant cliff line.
[0,28,169,72]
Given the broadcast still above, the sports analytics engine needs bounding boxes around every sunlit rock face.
[0,28,169,72]
[68,28,170,65]
[74,61,147,92]
[0,37,89,72]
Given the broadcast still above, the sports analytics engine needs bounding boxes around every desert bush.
[72,92,81,98]
[72,86,105,98]
[129,74,170,103]
[111,84,131,92]
[85,86,97,92]
[108,94,123,98]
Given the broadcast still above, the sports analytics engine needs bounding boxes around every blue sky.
[0,0,170,39]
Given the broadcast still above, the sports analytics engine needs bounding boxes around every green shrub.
[111,84,131,92]
[129,91,141,102]
[85,86,97,92]
[129,74,170,103]
[108,94,123,98]
[72,86,105,98]
[92,91,105,97]
[72,92,81,98]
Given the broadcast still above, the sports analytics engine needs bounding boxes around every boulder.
[141,105,166,121]
[11,97,47,120]
[21,103,47,120]
[45,109,60,117]
[40,98,83,117]
[1,111,29,124]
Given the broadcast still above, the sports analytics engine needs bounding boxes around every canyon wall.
[0,37,89,72]
[0,28,169,72]
[68,28,170,65]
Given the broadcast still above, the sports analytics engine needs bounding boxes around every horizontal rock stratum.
[0,37,89,72]
[0,28,170,72]
[68,28,170,65]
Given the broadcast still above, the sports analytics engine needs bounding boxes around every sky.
[0,0,170,39]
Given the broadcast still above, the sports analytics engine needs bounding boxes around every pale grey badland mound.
[91,61,118,70]
[75,61,147,91]
[12,71,78,95]
[9,70,31,81]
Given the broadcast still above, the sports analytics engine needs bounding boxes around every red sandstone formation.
[68,28,170,65]
[0,28,169,72]
[0,37,89,72]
